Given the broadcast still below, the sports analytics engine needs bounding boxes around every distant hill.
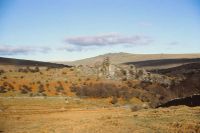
[150,62,200,75]
[124,58,200,70]
[0,57,71,68]
[62,52,200,68]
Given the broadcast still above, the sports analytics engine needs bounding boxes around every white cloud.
[0,45,51,55]
[64,33,153,51]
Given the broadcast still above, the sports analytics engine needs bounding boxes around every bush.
[18,68,28,73]
[62,71,67,75]
[38,84,45,93]
[131,105,142,112]
[0,82,15,92]
[121,69,127,75]
[35,66,40,72]
[70,82,134,99]
[55,85,64,93]
[0,69,5,74]
[46,67,51,71]
[110,97,118,104]
[0,86,7,93]
[46,83,49,88]
[19,85,32,94]
[18,66,40,73]
[29,93,34,97]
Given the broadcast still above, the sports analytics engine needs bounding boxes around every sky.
[0,0,200,61]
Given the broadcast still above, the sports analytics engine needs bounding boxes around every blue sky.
[0,0,200,61]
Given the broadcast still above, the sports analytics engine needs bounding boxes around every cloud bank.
[65,33,153,47]
[0,45,50,55]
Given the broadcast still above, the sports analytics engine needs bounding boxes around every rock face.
[76,57,175,86]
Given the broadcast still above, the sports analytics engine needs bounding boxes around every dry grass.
[0,98,199,133]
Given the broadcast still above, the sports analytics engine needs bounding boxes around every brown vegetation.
[71,82,133,99]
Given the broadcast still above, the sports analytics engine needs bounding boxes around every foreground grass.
[0,97,199,133]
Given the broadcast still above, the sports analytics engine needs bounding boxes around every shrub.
[1,82,15,92]
[18,68,28,73]
[0,69,5,74]
[57,81,61,84]
[19,85,32,94]
[38,84,45,93]
[70,82,133,99]
[131,105,142,112]
[121,69,127,76]
[122,78,127,81]
[35,66,40,72]
[29,93,34,97]
[46,67,51,71]
[55,85,64,93]
[0,86,7,93]
[41,93,47,96]
[18,66,40,73]
[62,71,67,75]
[46,83,49,88]
[126,81,134,88]
[110,97,118,104]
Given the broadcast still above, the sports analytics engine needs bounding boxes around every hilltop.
[62,52,200,69]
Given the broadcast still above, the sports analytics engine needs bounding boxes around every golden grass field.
[0,97,200,133]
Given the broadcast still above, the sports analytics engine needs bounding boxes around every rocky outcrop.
[76,57,176,86]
